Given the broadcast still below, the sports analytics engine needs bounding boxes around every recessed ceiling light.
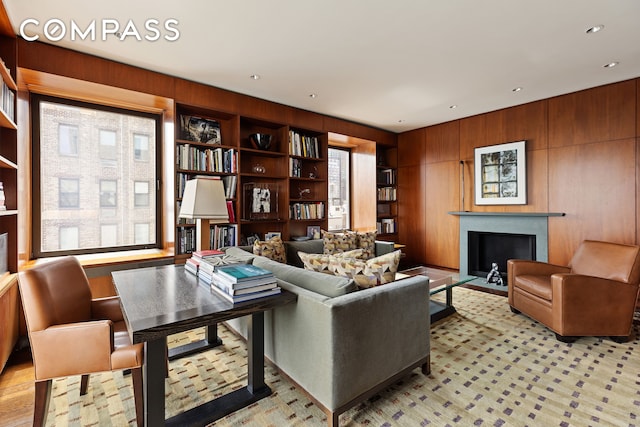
[586,25,605,34]
[309,93,317,98]
[449,105,457,109]
[512,87,523,92]
[250,74,260,80]
[397,119,404,123]
[603,61,619,68]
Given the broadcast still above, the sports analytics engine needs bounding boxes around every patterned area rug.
[46,287,640,426]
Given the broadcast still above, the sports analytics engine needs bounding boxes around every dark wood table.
[112,264,296,426]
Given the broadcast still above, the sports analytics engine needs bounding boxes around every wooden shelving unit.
[0,35,19,373]
[173,108,329,256]
[376,146,398,241]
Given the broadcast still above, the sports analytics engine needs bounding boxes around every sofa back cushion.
[252,255,356,297]
[570,240,640,284]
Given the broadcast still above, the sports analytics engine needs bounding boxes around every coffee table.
[397,266,476,322]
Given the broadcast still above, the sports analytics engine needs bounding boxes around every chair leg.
[610,335,631,343]
[555,333,577,343]
[33,379,52,427]
[131,367,144,427]
[80,374,90,395]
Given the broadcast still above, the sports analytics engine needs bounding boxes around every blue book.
[215,264,273,283]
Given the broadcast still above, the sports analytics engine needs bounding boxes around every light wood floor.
[0,348,35,427]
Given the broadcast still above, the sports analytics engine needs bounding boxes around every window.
[101,224,118,247]
[327,148,350,230]
[100,180,117,207]
[59,226,79,250]
[59,124,78,156]
[99,129,117,161]
[59,178,79,208]
[134,181,150,206]
[32,95,161,257]
[134,133,149,161]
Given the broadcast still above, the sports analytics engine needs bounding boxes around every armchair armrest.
[91,296,124,322]
[30,320,114,379]
[508,259,571,278]
[551,273,639,336]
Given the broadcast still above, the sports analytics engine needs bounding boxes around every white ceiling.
[4,0,640,133]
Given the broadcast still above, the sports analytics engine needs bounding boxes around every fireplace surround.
[450,211,564,287]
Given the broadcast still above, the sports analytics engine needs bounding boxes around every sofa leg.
[80,374,89,395]
[33,379,52,427]
[421,356,431,375]
[555,333,577,343]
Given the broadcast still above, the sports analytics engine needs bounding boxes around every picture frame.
[307,225,321,239]
[265,231,281,240]
[179,114,221,144]
[243,182,279,220]
[474,140,526,205]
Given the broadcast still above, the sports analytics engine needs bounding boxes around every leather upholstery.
[508,240,640,341]
[18,256,143,426]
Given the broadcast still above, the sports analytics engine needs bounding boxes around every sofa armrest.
[375,240,395,256]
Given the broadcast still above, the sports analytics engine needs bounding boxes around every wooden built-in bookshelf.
[376,145,398,240]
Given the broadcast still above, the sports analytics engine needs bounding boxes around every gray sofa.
[224,239,431,426]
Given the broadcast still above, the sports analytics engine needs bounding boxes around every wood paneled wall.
[398,78,639,268]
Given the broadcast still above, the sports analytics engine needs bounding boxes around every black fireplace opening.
[468,231,536,284]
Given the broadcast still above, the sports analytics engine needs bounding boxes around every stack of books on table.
[208,264,280,303]
[185,249,225,275]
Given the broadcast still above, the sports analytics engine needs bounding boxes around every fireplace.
[468,231,536,284]
[450,211,564,285]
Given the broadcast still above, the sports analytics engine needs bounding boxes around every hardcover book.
[215,264,273,283]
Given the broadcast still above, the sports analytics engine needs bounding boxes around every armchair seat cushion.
[513,275,552,300]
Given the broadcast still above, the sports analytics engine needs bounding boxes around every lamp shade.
[178,178,229,223]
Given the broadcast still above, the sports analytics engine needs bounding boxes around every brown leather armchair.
[508,240,640,343]
[18,256,144,426]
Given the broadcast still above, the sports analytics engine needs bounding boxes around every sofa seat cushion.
[329,250,401,289]
[513,275,552,301]
[252,255,357,297]
[298,249,363,274]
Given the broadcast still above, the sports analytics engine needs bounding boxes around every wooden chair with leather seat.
[507,240,640,343]
[18,256,144,426]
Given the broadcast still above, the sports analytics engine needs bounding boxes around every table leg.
[247,312,267,393]
[144,338,166,426]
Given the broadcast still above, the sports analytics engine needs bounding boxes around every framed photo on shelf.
[474,140,526,205]
[265,232,281,240]
[179,114,221,144]
[243,182,279,220]
[307,225,321,239]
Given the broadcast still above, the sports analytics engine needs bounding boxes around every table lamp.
[178,177,229,252]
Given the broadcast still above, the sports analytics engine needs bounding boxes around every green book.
[215,264,273,283]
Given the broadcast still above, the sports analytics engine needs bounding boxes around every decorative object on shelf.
[252,163,266,174]
[307,225,321,239]
[298,187,311,199]
[474,140,526,205]
[265,231,282,240]
[243,182,279,220]
[249,133,272,150]
[178,177,229,252]
[309,166,318,179]
[179,115,221,144]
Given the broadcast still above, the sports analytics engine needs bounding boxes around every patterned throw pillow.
[354,230,377,259]
[322,230,358,254]
[253,236,287,263]
[298,249,363,274]
[329,250,401,288]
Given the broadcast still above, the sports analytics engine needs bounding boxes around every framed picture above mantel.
[474,140,526,205]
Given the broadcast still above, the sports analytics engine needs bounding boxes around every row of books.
[177,173,237,200]
[289,131,320,158]
[177,224,238,254]
[0,80,14,123]
[289,158,304,178]
[377,218,397,234]
[377,186,397,201]
[289,202,325,220]
[377,168,396,185]
[177,145,237,173]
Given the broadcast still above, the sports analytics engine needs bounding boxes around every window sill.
[22,248,175,270]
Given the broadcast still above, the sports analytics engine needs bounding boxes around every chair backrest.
[18,256,92,333]
[569,240,640,284]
